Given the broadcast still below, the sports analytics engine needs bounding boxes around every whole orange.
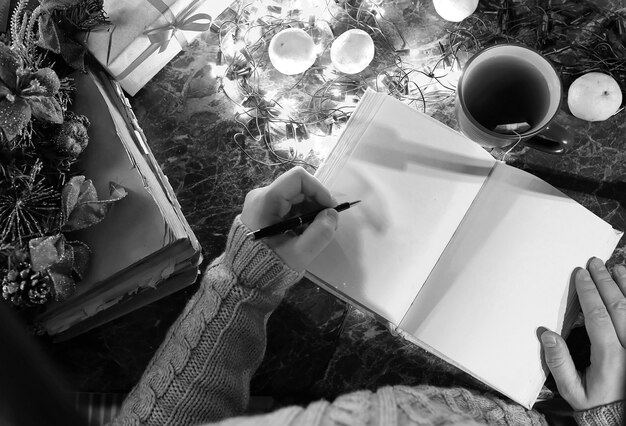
[268,28,316,75]
[567,72,623,122]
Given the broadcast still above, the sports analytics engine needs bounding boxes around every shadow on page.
[307,117,495,326]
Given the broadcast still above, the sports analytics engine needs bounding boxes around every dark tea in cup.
[456,45,572,154]
[463,57,551,133]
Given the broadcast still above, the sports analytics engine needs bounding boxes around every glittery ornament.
[52,113,90,157]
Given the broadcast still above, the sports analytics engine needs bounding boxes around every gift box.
[86,0,232,96]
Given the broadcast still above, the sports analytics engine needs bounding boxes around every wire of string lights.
[209,0,625,169]
[209,0,464,169]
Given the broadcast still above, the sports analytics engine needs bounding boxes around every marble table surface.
[49,0,626,411]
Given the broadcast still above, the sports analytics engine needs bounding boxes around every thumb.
[292,208,338,265]
[541,330,585,407]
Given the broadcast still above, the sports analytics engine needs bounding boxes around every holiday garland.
[0,0,125,312]
[214,0,624,168]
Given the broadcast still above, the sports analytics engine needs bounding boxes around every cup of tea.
[456,44,572,154]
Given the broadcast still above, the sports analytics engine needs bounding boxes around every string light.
[213,0,625,166]
[210,64,228,79]
[212,0,464,169]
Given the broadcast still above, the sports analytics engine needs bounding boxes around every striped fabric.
[74,393,126,426]
[0,0,12,34]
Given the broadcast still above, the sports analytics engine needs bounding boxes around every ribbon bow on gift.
[112,0,212,80]
[144,0,213,53]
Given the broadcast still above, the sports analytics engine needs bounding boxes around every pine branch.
[0,160,60,245]
[25,8,43,60]
[9,0,28,49]
[9,0,26,45]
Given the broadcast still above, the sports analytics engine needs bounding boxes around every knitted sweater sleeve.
[110,216,302,426]
[574,401,624,426]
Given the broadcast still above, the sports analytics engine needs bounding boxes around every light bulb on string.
[210,64,228,79]
[220,25,250,64]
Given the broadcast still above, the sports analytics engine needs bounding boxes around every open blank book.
[306,90,623,408]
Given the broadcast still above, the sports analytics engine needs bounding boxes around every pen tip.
[350,200,362,206]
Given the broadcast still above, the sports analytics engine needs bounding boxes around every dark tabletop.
[49,0,626,411]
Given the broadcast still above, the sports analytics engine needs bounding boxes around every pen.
[247,200,362,240]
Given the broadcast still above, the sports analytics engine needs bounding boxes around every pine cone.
[1,262,52,307]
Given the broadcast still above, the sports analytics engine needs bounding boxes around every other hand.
[541,258,626,410]
[241,167,338,272]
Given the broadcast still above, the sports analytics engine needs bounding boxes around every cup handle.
[523,122,573,155]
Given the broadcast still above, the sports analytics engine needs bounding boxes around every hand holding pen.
[240,167,358,272]
[247,200,361,240]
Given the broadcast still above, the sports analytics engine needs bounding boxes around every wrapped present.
[86,0,232,95]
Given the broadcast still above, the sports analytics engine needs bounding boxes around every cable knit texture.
[111,216,302,426]
[574,401,624,426]
[111,216,625,426]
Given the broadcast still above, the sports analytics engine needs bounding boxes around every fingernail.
[541,333,557,347]
[577,269,591,281]
[591,257,606,270]
[615,265,626,277]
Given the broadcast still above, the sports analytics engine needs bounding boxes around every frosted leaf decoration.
[0,44,63,140]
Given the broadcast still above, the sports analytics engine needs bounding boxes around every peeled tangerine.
[433,0,478,22]
[567,72,623,122]
[268,28,316,75]
[330,29,375,74]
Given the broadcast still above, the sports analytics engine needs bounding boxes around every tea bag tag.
[493,122,531,134]
[491,122,529,163]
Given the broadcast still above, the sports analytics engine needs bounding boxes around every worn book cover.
[37,63,201,338]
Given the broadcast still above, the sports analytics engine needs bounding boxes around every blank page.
[307,92,496,325]
[399,161,623,408]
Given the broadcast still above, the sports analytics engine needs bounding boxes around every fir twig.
[26,8,43,59]
[0,160,60,245]
[17,10,29,49]
[9,0,28,46]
